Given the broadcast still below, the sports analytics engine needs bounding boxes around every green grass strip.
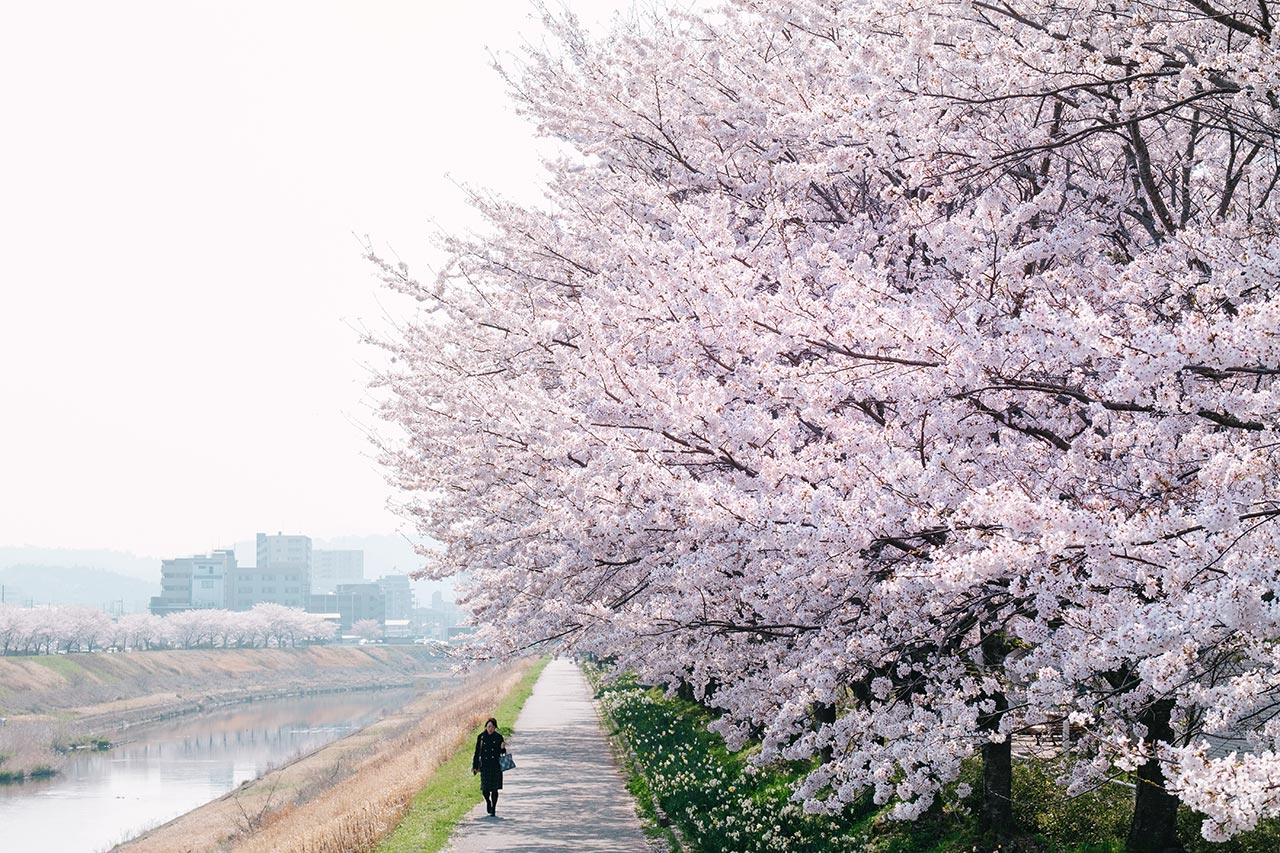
[376,656,550,853]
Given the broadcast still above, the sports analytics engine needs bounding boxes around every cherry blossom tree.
[352,619,384,643]
[374,0,1279,847]
[297,611,338,645]
[0,604,21,655]
[62,606,112,653]
[163,609,209,649]
[0,606,334,653]
[113,613,163,651]
[249,602,327,647]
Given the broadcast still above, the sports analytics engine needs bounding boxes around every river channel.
[0,687,417,853]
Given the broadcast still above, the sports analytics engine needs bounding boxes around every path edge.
[376,655,550,853]
[583,661,687,853]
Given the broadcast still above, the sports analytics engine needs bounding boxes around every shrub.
[1011,760,1130,847]
[1179,808,1280,853]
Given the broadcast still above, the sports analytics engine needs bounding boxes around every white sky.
[0,0,634,558]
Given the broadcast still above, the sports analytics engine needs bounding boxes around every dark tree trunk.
[812,700,837,763]
[1127,699,1185,853]
[979,632,1013,840]
[981,723,1013,834]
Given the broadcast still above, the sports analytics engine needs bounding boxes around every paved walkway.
[444,657,653,852]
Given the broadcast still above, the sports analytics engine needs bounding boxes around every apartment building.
[149,549,236,615]
[311,549,364,594]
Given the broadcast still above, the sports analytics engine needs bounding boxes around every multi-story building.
[222,533,312,610]
[227,565,309,610]
[149,549,236,615]
[151,561,192,616]
[256,532,312,573]
[307,593,340,616]
[376,574,414,621]
[415,589,462,640]
[308,583,387,632]
[311,549,364,594]
[191,550,233,609]
[336,582,385,631]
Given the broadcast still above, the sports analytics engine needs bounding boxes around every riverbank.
[0,646,448,780]
[117,657,541,853]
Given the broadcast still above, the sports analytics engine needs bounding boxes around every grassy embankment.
[118,656,545,853]
[0,646,445,781]
[592,671,1280,853]
[374,656,548,853]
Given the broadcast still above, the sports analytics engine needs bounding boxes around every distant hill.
[0,546,159,581]
[0,564,157,613]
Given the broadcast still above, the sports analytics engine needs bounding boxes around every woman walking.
[472,717,507,815]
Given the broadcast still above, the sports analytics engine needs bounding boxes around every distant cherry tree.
[352,619,384,643]
[61,606,112,653]
[0,606,336,653]
[0,604,21,655]
[112,613,163,650]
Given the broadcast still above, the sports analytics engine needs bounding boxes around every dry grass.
[116,659,533,853]
[0,718,66,779]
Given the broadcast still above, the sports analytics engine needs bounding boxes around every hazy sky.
[0,1,634,558]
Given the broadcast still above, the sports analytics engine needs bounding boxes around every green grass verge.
[375,657,550,853]
[28,655,87,679]
[586,668,682,852]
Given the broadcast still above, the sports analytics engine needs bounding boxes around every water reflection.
[0,688,416,853]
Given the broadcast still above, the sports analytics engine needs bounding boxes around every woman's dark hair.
[486,717,498,729]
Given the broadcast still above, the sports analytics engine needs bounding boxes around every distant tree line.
[0,602,337,654]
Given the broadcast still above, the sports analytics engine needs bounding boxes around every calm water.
[0,688,416,853]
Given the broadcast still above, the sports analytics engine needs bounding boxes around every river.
[0,687,417,853]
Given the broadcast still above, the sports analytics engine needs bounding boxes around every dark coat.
[472,729,506,791]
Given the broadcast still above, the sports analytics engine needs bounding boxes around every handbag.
[499,752,515,771]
